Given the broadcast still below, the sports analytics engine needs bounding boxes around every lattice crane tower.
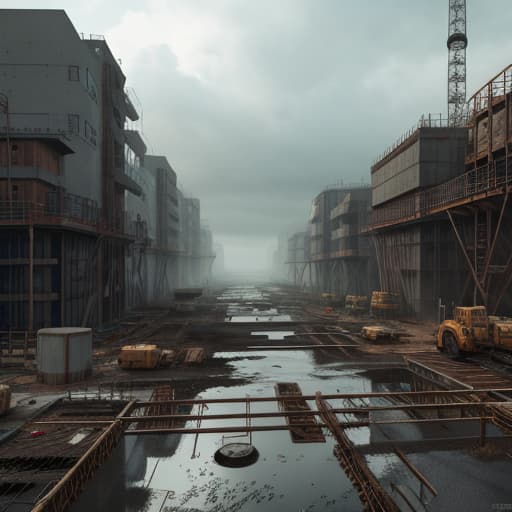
[447,0,467,126]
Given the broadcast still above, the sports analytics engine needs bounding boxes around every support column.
[97,241,103,327]
[28,225,34,332]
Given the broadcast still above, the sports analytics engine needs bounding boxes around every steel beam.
[447,209,487,302]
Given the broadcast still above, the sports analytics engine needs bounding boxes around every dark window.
[68,65,80,81]
[11,144,18,164]
[68,114,79,135]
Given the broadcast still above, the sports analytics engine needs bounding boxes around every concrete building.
[177,192,201,287]
[287,231,310,287]
[0,9,145,330]
[199,225,215,287]
[0,9,214,330]
[369,116,469,317]
[308,185,375,296]
[329,188,377,297]
[272,232,289,282]
[212,242,225,278]
[125,155,180,306]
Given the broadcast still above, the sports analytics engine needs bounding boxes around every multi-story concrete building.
[125,154,180,306]
[308,185,375,296]
[212,242,225,278]
[177,192,201,287]
[0,9,146,329]
[329,187,376,297]
[199,225,215,286]
[285,231,308,287]
[369,117,468,317]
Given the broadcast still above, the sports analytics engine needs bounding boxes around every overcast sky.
[4,0,512,272]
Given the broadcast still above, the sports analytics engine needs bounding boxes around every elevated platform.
[406,352,512,391]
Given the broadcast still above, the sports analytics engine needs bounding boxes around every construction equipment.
[345,295,369,314]
[370,291,400,317]
[437,306,512,356]
[361,325,400,343]
[118,344,174,369]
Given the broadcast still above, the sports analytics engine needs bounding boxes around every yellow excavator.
[437,306,512,357]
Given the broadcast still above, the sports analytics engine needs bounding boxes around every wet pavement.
[72,349,379,512]
[68,286,512,511]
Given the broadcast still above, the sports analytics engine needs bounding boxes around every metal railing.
[0,192,141,239]
[373,114,454,166]
[370,157,511,230]
[0,330,35,363]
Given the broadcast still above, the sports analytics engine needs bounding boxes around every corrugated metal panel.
[68,331,93,376]
[372,141,420,206]
[37,333,66,375]
[37,328,92,384]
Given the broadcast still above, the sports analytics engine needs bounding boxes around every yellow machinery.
[345,295,369,313]
[437,306,512,356]
[370,291,400,316]
[118,344,174,369]
[361,325,399,342]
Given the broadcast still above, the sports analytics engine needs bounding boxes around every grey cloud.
[9,0,512,270]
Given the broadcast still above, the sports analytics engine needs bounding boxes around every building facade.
[369,118,470,317]
[0,9,213,330]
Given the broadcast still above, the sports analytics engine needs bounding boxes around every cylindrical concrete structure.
[36,327,92,385]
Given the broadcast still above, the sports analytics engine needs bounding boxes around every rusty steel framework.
[447,0,467,126]
[315,392,400,512]
[20,386,512,512]
[31,401,135,512]
[370,65,512,314]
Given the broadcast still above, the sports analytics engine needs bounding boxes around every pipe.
[132,388,512,408]
[120,401,495,422]
[394,447,438,496]
[125,416,494,435]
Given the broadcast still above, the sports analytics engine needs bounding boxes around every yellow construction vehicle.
[437,306,512,356]
[118,344,175,369]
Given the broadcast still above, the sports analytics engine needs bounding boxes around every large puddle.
[71,286,512,511]
[222,287,293,323]
[72,350,402,511]
[71,348,512,512]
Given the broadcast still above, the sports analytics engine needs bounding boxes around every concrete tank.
[36,327,92,385]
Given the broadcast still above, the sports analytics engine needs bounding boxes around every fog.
[9,0,512,275]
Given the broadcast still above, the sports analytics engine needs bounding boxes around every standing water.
[72,349,405,511]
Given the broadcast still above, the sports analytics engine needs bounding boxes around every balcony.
[124,130,147,158]
[0,192,136,240]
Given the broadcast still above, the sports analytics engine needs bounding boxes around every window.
[68,114,80,135]
[86,68,98,103]
[84,120,97,146]
[68,65,80,81]
[11,144,18,164]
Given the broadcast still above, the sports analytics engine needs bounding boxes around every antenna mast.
[447,0,467,126]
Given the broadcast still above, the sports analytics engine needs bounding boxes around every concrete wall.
[310,188,350,260]
[373,222,466,318]
[144,155,179,251]
[177,191,201,287]
[372,127,467,207]
[372,141,420,207]
[0,9,102,204]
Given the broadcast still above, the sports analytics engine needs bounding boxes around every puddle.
[70,285,512,512]
[72,351,408,512]
[250,331,295,340]
[226,315,292,323]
